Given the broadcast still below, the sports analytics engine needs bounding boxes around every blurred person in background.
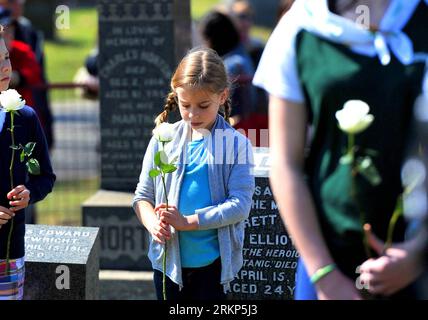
[0,22,55,300]
[225,0,297,145]
[224,0,264,69]
[0,7,42,122]
[0,6,45,225]
[225,0,275,144]
[199,10,256,131]
[359,66,428,298]
[0,0,42,61]
[74,46,100,100]
[254,0,428,299]
[0,0,54,151]
[276,0,295,23]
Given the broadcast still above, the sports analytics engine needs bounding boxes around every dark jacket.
[0,106,55,259]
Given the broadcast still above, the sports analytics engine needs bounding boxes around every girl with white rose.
[133,47,255,300]
[253,0,428,299]
[0,25,55,300]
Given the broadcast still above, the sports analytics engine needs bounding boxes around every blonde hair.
[155,47,232,126]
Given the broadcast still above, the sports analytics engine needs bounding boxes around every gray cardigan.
[132,115,255,291]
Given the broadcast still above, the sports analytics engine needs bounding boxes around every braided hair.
[154,92,178,127]
[222,97,232,123]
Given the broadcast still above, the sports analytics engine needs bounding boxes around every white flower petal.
[153,122,174,142]
[343,100,369,117]
[336,100,374,134]
[348,114,374,134]
[0,89,26,112]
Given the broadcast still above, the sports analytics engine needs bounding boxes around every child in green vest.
[254,0,428,299]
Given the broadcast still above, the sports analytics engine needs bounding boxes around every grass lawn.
[45,8,97,84]
[191,0,220,20]
[45,1,219,84]
[44,2,272,86]
[37,178,99,226]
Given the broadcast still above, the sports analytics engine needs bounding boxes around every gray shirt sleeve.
[196,138,255,230]
[132,137,158,210]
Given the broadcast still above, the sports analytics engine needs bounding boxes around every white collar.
[0,111,5,133]
[295,0,428,65]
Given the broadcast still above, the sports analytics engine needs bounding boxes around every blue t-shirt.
[178,138,219,268]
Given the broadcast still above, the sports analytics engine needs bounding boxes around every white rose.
[0,89,26,112]
[153,122,174,143]
[335,100,374,134]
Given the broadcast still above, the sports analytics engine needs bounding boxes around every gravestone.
[23,224,100,300]
[98,0,191,191]
[24,0,58,40]
[228,147,299,300]
[83,0,191,270]
[82,190,150,270]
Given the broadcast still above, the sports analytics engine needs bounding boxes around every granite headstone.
[228,147,299,300]
[97,0,191,192]
[82,190,150,270]
[24,0,57,40]
[23,224,100,300]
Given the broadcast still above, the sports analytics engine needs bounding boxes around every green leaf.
[356,156,382,186]
[149,168,161,178]
[161,164,177,174]
[154,150,168,167]
[24,142,36,156]
[20,149,25,162]
[26,158,40,175]
[154,151,161,167]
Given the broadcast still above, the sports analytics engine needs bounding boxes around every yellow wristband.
[310,264,336,284]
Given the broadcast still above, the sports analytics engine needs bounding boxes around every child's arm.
[7,185,30,212]
[193,136,255,230]
[156,204,198,231]
[135,200,170,244]
[359,224,427,296]
[0,206,15,229]
[24,108,56,204]
[133,137,157,209]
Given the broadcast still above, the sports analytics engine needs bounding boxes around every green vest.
[296,3,428,278]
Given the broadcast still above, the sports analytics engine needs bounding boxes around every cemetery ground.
[99,270,156,300]
[35,1,273,300]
